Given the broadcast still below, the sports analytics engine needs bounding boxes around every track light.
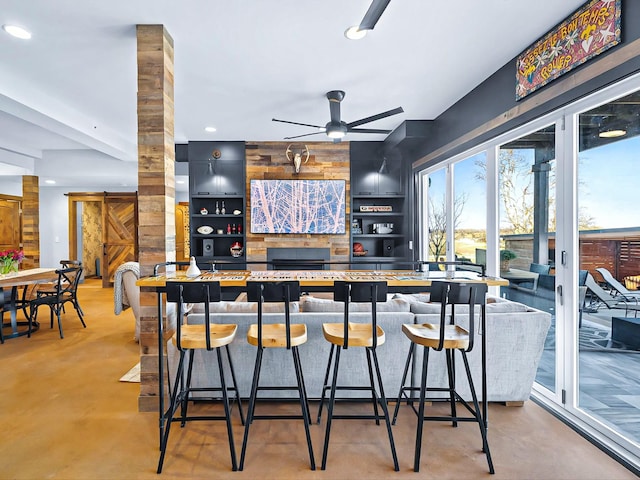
[207,159,215,175]
[378,158,388,174]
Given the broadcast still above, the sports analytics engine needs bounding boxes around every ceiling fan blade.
[348,128,391,134]
[359,0,392,30]
[272,118,323,129]
[346,106,404,128]
[283,131,323,140]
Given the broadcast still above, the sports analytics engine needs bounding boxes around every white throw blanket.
[114,262,140,315]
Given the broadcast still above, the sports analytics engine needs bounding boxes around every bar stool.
[157,281,243,473]
[239,281,315,471]
[393,281,494,473]
[318,281,399,471]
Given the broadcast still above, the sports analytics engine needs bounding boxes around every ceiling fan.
[272,90,404,142]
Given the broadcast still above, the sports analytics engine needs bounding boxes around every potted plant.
[500,249,517,272]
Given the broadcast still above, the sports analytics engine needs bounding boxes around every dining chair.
[29,266,85,339]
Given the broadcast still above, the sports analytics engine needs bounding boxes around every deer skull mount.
[285,144,310,174]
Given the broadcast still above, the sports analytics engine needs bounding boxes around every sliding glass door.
[416,72,640,466]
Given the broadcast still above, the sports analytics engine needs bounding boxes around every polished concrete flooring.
[0,279,636,479]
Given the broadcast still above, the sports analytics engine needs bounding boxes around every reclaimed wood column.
[21,176,39,269]
[136,25,176,412]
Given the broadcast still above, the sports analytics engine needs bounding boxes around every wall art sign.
[516,0,621,100]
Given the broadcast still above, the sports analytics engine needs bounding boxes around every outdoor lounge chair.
[585,273,640,317]
[595,267,640,301]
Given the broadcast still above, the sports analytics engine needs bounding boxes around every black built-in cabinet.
[349,142,411,269]
[187,141,246,269]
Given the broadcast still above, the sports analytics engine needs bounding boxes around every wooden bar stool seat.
[321,321,385,347]
[246,323,308,347]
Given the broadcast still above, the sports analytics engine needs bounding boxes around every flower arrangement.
[0,249,24,275]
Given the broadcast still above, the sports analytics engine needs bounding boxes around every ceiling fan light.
[599,128,627,138]
[3,24,31,39]
[327,129,346,139]
[344,25,367,40]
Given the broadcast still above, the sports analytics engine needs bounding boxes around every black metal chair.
[29,266,85,339]
[317,281,398,472]
[157,280,244,473]
[393,281,494,473]
[239,281,315,471]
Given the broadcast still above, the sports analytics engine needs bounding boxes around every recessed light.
[3,24,32,40]
[204,126,217,133]
[344,25,367,40]
[599,128,627,138]
[176,180,185,184]
[45,179,55,184]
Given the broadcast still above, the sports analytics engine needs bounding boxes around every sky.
[425,135,640,232]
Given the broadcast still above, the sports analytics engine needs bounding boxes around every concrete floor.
[0,278,636,479]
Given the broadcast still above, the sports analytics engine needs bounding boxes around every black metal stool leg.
[321,345,341,470]
[414,346,430,472]
[239,347,264,471]
[157,350,187,474]
[216,347,238,471]
[181,350,195,426]
[370,348,399,471]
[293,343,313,425]
[225,344,245,425]
[317,344,335,424]
[292,346,316,470]
[445,349,458,427]
[392,342,414,424]
[461,350,494,474]
[365,348,381,425]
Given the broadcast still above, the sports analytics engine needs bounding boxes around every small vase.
[186,257,201,278]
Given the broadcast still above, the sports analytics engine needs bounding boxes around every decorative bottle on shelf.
[221,201,226,214]
[237,223,242,234]
[227,223,231,234]
[215,201,220,215]
[186,256,201,278]
[232,224,236,234]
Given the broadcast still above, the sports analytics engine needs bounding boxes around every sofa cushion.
[392,293,431,304]
[299,295,410,313]
[190,301,299,314]
[409,297,529,315]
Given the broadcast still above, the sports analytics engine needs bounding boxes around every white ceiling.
[0,0,586,192]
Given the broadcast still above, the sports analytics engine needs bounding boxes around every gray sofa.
[163,293,551,404]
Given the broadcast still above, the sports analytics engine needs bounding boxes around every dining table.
[0,267,58,339]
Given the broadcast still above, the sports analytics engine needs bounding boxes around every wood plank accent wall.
[245,142,350,265]
[136,24,175,412]
[21,176,39,269]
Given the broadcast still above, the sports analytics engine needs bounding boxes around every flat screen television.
[250,179,346,234]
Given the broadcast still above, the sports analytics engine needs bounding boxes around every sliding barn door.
[0,198,21,252]
[103,194,138,287]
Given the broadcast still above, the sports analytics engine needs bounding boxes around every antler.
[302,145,310,164]
[285,144,293,163]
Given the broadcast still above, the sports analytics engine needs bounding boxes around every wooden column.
[136,24,176,412]
[21,176,40,269]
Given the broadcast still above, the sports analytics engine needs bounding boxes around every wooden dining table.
[0,267,58,339]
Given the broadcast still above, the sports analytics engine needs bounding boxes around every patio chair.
[595,268,640,301]
[585,273,640,317]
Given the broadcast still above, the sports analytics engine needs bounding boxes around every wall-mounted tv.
[250,179,346,234]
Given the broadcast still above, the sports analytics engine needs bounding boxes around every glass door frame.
[415,70,640,465]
